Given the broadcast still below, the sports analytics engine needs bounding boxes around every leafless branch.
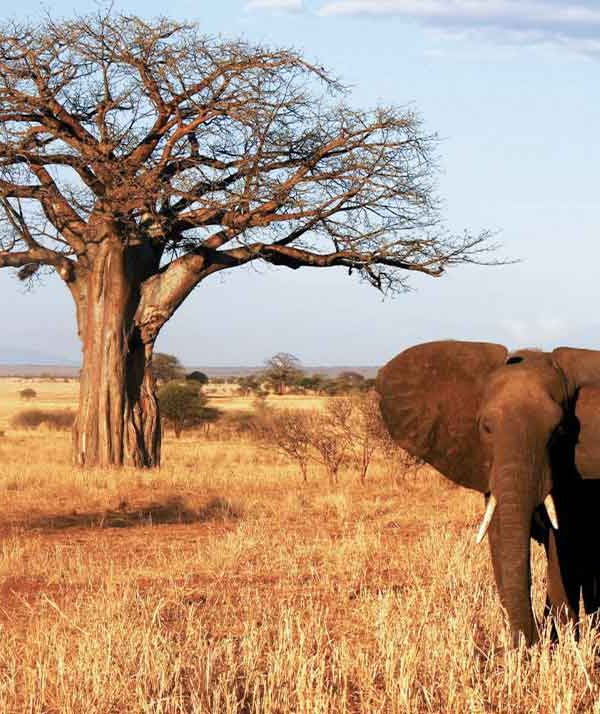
[0,11,498,309]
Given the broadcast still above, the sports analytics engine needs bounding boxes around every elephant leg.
[576,482,600,619]
[582,577,600,615]
[544,529,579,640]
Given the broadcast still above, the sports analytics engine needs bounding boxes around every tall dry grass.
[0,379,599,712]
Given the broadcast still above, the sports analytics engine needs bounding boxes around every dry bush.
[11,408,76,431]
[255,399,353,485]
[331,392,383,484]
[310,400,354,485]
[257,408,314,482]
[19,388,37,400]
[158,381,211,438]
[376,416,423,486]
[257,392,416,486]
[202,410,262,440]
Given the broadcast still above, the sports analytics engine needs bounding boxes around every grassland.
[0,379,599,713]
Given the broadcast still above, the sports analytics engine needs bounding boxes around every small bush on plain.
[253,392,416,485]
[158,381,212,438]
[12,409,75,430]
[19,388,37,400]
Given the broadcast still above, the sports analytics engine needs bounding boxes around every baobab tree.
[263,353,303,395]
[0,13,494,468]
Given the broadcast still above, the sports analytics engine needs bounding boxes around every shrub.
[152,353,184,384]
[186,371,209,386]
[309,402,353,485]
[196,406,222,436]
[296,374,326,393]
[253,392,421,486]
[19,388,37,400]
[377,419,422,485]
[236,375,264,396]
[158,382,208,438]
[211,410,264,440]
[255,408,314,482]
[254,404,351,485]
[333,392,382,484]
[11,409,75,430]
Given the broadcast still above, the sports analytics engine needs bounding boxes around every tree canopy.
[152,352,184,384]
[0,11,496,467]
[263,352,304,395]
[157,381,207,438]
[0,12,492,302]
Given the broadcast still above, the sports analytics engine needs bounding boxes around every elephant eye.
[506,355,524,365]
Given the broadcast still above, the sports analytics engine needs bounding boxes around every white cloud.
[245,0,303,11]
[500,316,568,348]
[316,1,600,58]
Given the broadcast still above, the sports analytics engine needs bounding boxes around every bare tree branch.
[0,12,498,308]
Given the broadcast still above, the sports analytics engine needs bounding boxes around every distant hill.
[0,363,378,379]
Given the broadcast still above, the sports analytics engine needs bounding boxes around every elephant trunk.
[485,453,545,646]
[487,494,537,645]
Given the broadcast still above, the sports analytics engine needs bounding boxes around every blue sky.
[1,0,599,366]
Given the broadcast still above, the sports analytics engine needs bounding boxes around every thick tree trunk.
[72,237,161,467]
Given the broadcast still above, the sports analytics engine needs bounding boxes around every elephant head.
[376,340,600,646]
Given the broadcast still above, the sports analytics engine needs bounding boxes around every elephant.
[376,340,600,646]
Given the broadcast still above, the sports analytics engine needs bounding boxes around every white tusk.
[476,494,497,544]
[544,494,559,530]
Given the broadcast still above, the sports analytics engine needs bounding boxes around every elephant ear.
[376,340,507,492]
[553,348,600,479]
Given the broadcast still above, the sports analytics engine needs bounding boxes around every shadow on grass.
[22,496,242,531]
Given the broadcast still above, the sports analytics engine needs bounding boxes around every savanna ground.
[0,379,598,713]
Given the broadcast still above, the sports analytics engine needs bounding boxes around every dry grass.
[0,380,599,712]
[0,378,78,430]
[0,378,325,423]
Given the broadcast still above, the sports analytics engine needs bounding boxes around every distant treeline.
[151,352,376,397]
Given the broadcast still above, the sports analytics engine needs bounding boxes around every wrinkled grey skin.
[377,341,600,646]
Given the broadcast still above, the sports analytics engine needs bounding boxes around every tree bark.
[72,236,161,467]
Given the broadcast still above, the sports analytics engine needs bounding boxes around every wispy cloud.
[245,0,304,11]
[316,1,600,58]
[500,315,568,348]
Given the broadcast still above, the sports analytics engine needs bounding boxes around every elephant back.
[376,340,507,492]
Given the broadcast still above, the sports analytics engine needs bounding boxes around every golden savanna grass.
[0,379,599,713]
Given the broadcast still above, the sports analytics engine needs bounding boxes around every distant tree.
[264,353,304,395]
[152,354,184,385]
[186,371,209,386]
[297,374,326,393]
[336,371,366,392]
[320,378,344,396]
[157,382,207,438]
[19,388,37,400]
[237,375,263,396]
[0,13,494,467]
